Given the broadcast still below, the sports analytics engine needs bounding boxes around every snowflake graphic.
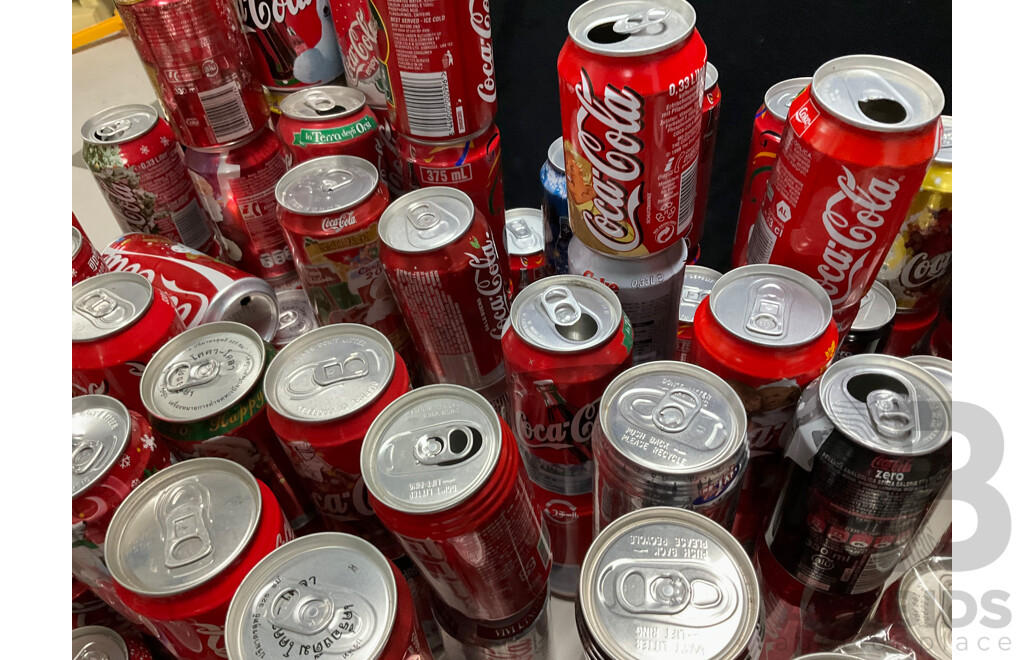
[139,145,150,155]
[131,478,141,489]
[160,136,170,146]
[141,434,157,451]
[120,455,131,469]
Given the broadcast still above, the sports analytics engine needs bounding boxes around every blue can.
[540,137,571,274]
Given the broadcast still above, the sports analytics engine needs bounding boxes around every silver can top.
[378,187,475,254]
[505,208,546,257]
[708,265,832,348]
[935,115,952,165]
[225,533,398,660]
[811,55,945,133]
[105,457,261,597]
[905,355,952,397]
[568,0,698,58]
[511,275,623,354]
[279,85,369,121]
[898,556,952,660]
[72,626,129,660]
[678,265,722,324]
[831,641,912,659]
[851,281,897,332]
[81,104,159,146]
[272,289,319,348]
[579,507,760,660]
[211,277,280,342]
[361,385,502,514]
[547,137,566,173]
[140,322,266,423]
[72,395,132,499]
[765,77,811,122]
[599,362,746,474]
[72,271,154,343]
[705,61,718,92]
[73,226,83,259]
[264,324,396,423]
[275,155,379,215]
[818,354,951,455]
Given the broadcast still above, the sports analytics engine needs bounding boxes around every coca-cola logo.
[470,0,496,103]
[871,454,913,474]
[321,212,356,233]
[790,100,819,137]
[816,165,901,303]
[193,622,228,658]
[574,69,644,252]
[236,0,313,31]
[102,251,210,326]
[344,8,380,82]
[899,250,951,289]
[465,234,508,339]
[515,400,598,451]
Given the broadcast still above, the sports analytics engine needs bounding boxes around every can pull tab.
[651,388,703,434]
[75,288,134,327]
[938,573,953,629]
[542,286,582,326]
[268,583,338,635]
[157,480,213,571]
[164,358,221,393]
[93,118,132,142]
[71,436,104,476]
[314,352,370,386]
[610,563,736,626]
[303,91,341,115]
[414,425,476,466]
[277,309,299,332]
[866,389,915,438]
[613,8,668,35]
[620,388,727,450]
[681,284,707,305]
[74,641,112,660]
[746,282,786,337]
[507,216,540,251]
[319,168,354,193]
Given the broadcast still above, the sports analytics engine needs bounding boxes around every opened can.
[674,264,721,362]
[506,208,553,299]
[277,86,382,164]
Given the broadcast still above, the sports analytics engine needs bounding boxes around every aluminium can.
[684,61,721,261]
[540,137,572,274]
[329,0,389,107]
[871,556,952,660]
[673,264,721,362]
[271,288,319,348]
[432,586,550,660]
[276,86,382,164]
[505,208,554,299]
[73,223,109,285]
[72,626,154,660]
[531,484,594,600]
[72,578,134,635]
[837,280,897,359]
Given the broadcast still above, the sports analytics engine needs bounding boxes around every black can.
[837,281,897,359]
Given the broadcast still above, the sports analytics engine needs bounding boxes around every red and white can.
[674,264,721,362]
[72,626,154,660]
[72,272,186,410]
[376,113,407,197]
[274,155,414,360]
[373,0,497,139]
[186,127,295,280]
[73,224,109,285]
[379,187,511,390]
[362,385,551,622]
[329,0,389,108]
[276,86,382,164]
[102,233,280,341]
[505,208,553,300]
[684,61,721,261]
[433,586,550,660]
[869,556,952,660]
[81,105,222,255]
[106,458,294,660]
[533,485,593,601]
[557,0,706,257]
[264,324,411,557]
[745,55,945,337]
[115,0,270,149]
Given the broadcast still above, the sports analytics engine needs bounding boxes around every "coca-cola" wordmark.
[236,0,312,30]
[465,233,508,340]
[469,0,496,103]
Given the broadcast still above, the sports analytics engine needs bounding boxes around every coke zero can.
[277,86,382,164]
[73,224,108,284]
[432,587,550,660]
[271,289,319,349]
[506,208,554,299]
[540,137,571,274]
[72,626,153,660]
[674,264,721,362]
[685,61,721,262]
[329,0,389,108]
[837,280,897,359]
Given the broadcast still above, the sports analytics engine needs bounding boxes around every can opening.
[556,312,599,343]
[587,21,630,44]
[857,98,908,124]
[846,373,909,403]
[317,102,347,116]
[240,296,251,306]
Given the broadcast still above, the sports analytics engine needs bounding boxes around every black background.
[490,0,952,273]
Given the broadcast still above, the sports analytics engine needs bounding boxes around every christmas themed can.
[432,586,550,660]
[72,626,153,660]
[837,280,897,360]
[558,0,707,257]
[271,289,319,349]
[277,86,382,164]
[329,0,388,107]
[685,61,721,261]
[505,208,553,299]
[73,224,109,284]
[73,578,133,634]
[540,137,572,274]
[674,264,721,362]
[869,556,952,660]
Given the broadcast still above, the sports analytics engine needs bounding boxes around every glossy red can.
[433,586,550,660]
[329,0,389,107]
[534,485,593,602]
[884,307,938,357]
[116,0,270,149]
[73,578,134,634]
[684,61,721,260]
[557,0,706,257]
[744,56,944,339]
[73,224,108,284]
[276,86,382,164]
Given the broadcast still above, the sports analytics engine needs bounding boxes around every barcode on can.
[746,212,777,264]
[676,160,699,233]
[400,71,454,138]
[198,81,254,143]
[172,199,213,249]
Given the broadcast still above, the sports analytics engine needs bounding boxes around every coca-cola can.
[329,0,388,107]
[684,61,721,262]
[139,322,317,531]
[674,264,721,362]
[744,55,945,338]
[731,77,810,269]
[274,155,414,360]
[81,105,221,255]
[373,0,496,139]
[102,233,280,341]
[884,305,939,358]
[506,208,554,299]
[277,86,382,164]
[569,236,687,363]
[837,281,897,359]
[115,0,270,149]
[271,288,319,349]
[224,532,432,660]
[577,507,763,660]
[540,137,572,274]
[392,554,445,654]
[868,556,952,660]
[433,587,550,660]
[72,272,186,409]
[73,225,109,284]
[73,578,134,634]
[361,385,551,622]
[532,485,593,601]
[72,626,154,660]
[376,113,407,197]
[264,323,410,556]
[106,458,294,660]
[379,187,511,390]
[185,127,296,279]
[928,291,951,360]
[558,0,707,257]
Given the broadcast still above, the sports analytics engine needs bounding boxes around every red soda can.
[271,288,319,349]
[276,86,382,164]
[235,0,345,92]
[106,458,295,660]
[361,385,551,622]
[379,187,511,390]
[532,485,593,601]
[884,305,939,357]
[274,156,414,360]
[225,532,432,660]
[81,105,222,255]
[432,587,550,660]
[557,0,707,257]
[185,127,296,280]
[72,272,186,409]
[329,0,388,107]
[72,626,154,660]
[928,291,951,359]
[577,507,763,660]
[139,322,318,531]
[115,0,270,149]
[674,264,721,362]
[396,123,508,252]
[264,324,410,556]
[73,578,133,634]
[376,113,407,197]
[372,0,496,139]
[684,61,721,260]
[744,56,945,337]
[73,225,109,284]
[102,233,280,342]
[506,208,553,299]
[870,556,952,660]
[731,77,810,269]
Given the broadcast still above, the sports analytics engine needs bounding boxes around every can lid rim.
[279,86,369,121]
[72,395,133,498]
[81,103,159,146]
[274,155,381,215]
[567,0,698,57]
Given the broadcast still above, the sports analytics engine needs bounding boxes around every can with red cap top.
[276,86,382,164]
[673,264,721,362]
[328,0,388,108]
[432,586,550,659]
[868,556,952,660]
[506,208,554,299]
[557,0,707,258]
[74,225,109,284]
[72,626,154,660]
[362,385,551,622]
[72,272,186,408]
[684,61,721,261]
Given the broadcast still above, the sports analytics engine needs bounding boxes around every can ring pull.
[303,91,340,115]
[866,390,915,438]
[93,118,132,142]
[71,437,104,476]
[613,8,668,35]
[277,309,299,332]
[157,480,213,571]
[507,216,541,252]
[313,353,370,387]
[319,168,354,193]
[651,387,703,434]
[408,201,442,230]
[75,288,133,326]
[268,583,337,635]
[74,640,112,660]
[542,286,582,326]
[607,561,737,626]
[616,568,690,615]
[414,425,477,466]
[746,282,786,337]
[164,358,221,392]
